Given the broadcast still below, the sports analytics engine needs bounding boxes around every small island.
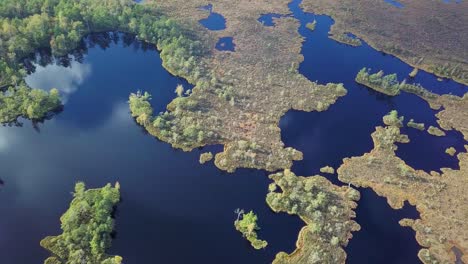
[427,126,446,137]
[445,147,456,156]
[234,209,268,250]
[199,152,214,164]
[407,119,425,131]
[319,165,335,174]
[40,182,122,264]
[306,20,316,31]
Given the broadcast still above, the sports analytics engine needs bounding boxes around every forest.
[40,182,122,264]
[0,0,207,123]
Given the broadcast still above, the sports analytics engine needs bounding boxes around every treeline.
[0,85,61,123]
[356,68,438,99]
[40,182,122,264]
[0,0,208,123]
[129,90,218,150]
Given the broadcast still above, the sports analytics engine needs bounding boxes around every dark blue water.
[258,14,284,26]
[199,4,227,31]
[0,34,303,264]
[385,0,405,8]
[279,0,467,263]
[216,37,236,51]
[1,1,466,264]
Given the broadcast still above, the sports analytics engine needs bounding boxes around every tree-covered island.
[40,182,122,264]
[234,209,268,250]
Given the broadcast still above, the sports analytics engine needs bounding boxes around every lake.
[0,0,467,263]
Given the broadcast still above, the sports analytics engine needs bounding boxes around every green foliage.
[0,84,61,123]
[40,182,122,264]
[234,210,268,250]
[129,91,153,125]
[0,0,207,123]
[407,119,425,131]
[356,68,400,95]
[383,110,404,127]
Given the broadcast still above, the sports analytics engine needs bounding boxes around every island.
[337,112,468,264]
[427,126,446,137]
[199,152,214,164]
[407,119,425,131]
[267,170,360,264]
[234,210,268,250]
[445,147,456,157]
[40,182,122,264]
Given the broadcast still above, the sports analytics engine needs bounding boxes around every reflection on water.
[0,34,303,264]
[26,61,92,103]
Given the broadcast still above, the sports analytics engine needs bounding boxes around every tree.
[234,208,245,221]
[175,84,184,97]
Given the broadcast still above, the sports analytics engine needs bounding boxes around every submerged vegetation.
[40,182,121,264]
[267,170,360,264]
[234,210,268,250]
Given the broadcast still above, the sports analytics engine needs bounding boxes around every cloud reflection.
[25,61,92,103]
